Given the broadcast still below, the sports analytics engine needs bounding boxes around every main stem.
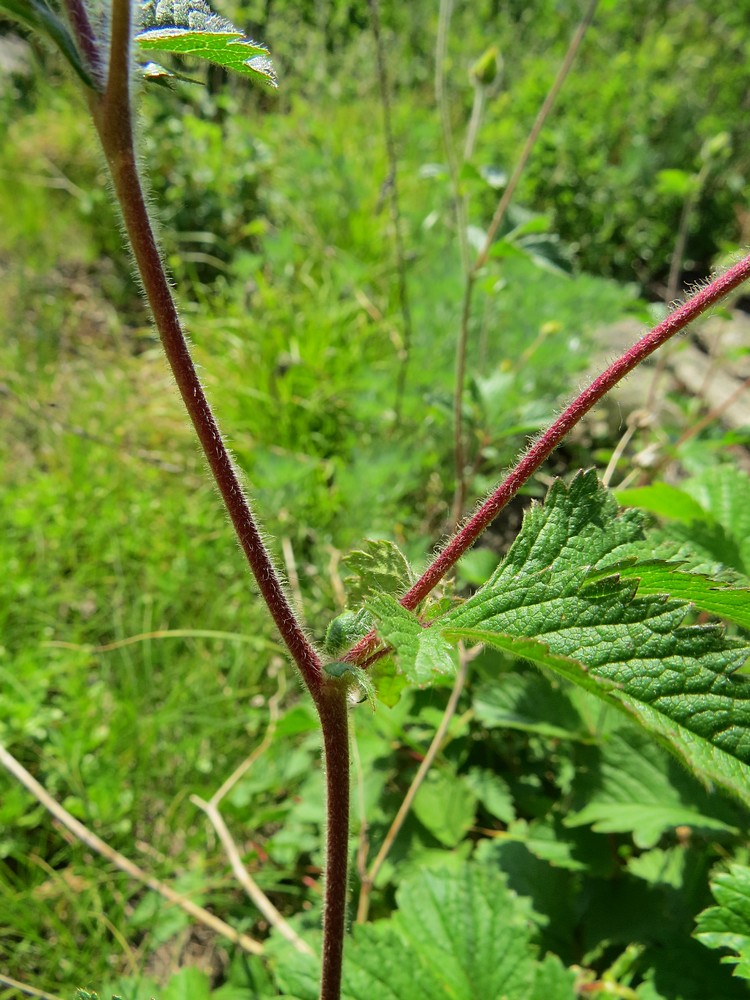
[89,0,322,695]
[318,686,351,1000]
[83,5,350,994]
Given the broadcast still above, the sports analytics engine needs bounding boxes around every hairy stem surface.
[318,685,351,1000]
[89,0,322,694]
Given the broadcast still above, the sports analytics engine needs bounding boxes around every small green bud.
[470,46,501,87]
[323,608,372,656]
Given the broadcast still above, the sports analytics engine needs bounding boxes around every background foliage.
[2,1,750,997]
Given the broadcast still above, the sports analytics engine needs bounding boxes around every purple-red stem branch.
[87,7,348,996]
[347,251,750,664]
[62,0,104,83]
[89,0,323,696]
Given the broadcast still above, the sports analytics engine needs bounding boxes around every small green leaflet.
[695,864,750,980]
[367,594,455,686]
[375,472,750,805]
[342,538,415,607]
[136,0,277,87]
[323,661,375,710]
[323,608,372,656]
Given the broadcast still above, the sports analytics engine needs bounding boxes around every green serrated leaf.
[385,863,570,999]
[605,563,750,631]
[136,0,277,87]
[695,864,750,979]
[439,471,750,806]
[342,538,414,606]
[367,593,455,685]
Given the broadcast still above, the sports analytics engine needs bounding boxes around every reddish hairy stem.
[347,252,750,664]
[318,686,351,1000]
[89,10,354,999]
[90,0,322,694]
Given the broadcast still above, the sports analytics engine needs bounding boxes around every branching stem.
[346,249,750,665]
[62,0,104,83]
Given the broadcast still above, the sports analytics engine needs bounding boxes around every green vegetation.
[2,2,750,999]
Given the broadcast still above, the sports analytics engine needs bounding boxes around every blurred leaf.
[616,483,709,524]
[464,766,515,824]
[161,967,212,1000]
[412,768,478,846]
[656,168,698,199]
[695,864,750,980]
[684,466,750,576]
[473,671,589,741]
[566,725,742,848]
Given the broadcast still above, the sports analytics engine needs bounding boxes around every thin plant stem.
[436,0,472,522]
[666,162,709,305]
[463,84,485,163]
[400,252,750,605]
[78,7,350,993]
[475,0,600,273]
[210,666,286,806]
[191,794,313,954]
[0,742,263,955]
[189,669,312,951]
[368,0,414,416]
[449,0,600,525]
[345,249,750,666]
[44,629,281,654]
[88,0,322,696]
[282,535,305,618]
[608,159,710,472]
[435,0,470,277]
[0,975,64,1000]
[355,647,471,923]
[601,411,648,487]
[350,716,371,902]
